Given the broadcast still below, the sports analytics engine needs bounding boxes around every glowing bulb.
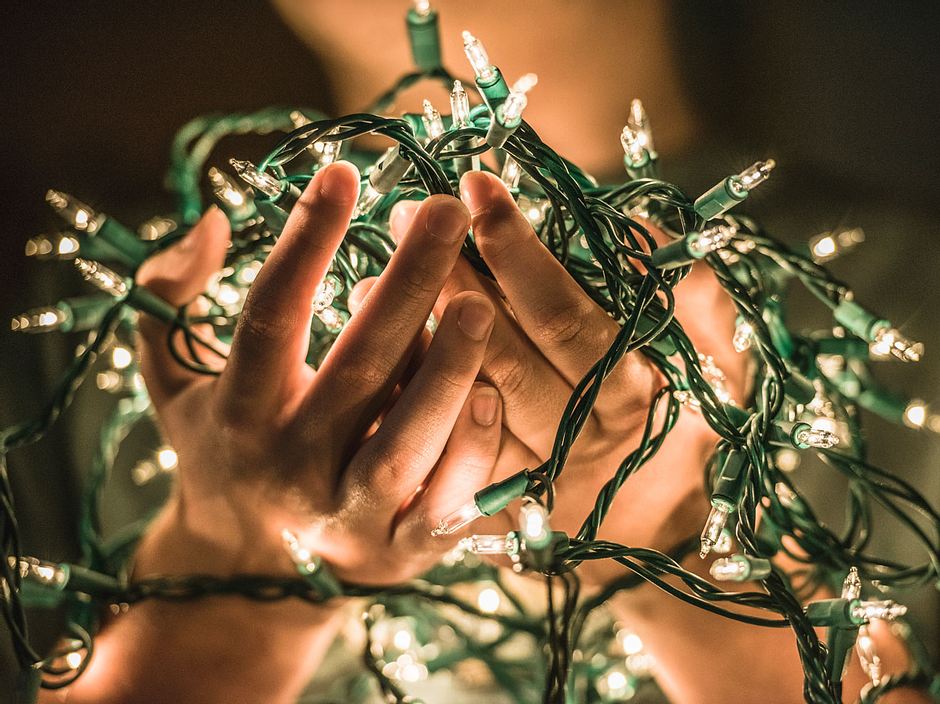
[156,446,178,471]
[236,260,262,285]
[131,459,159,486]
[809,227,864,263]
[10,556,68,588]
[462,31,495,82]
[519,501,551,549]
[74,258,128,297]
[281,529,322,575]
[713,528,734,554]
[500,156,522,189]
[449,80,471,127]
[852,599,907,622]
[413,0,432,17]
[793,425,840,449]
[57,236,80,255]
[709,555,771,582]
[316,307,348,333]
[138,216,177,241]
[111,346,133,370]
[11,307,68,333]
[289,112,341,165]
[477,587,501,613]
[64,651,83,670]
[353,183,384,218]
[856,624,883,687]
[215,283,242,308]
[421,99,444,140]
[841,567,862,601]
[620,127,647,168]
[774,482,799,508]
[46,190,100,232]
[433,500,484,536]
[498,73,537,125]
[627,98,655,154]
[699,503,731,559]
[729,160,776,196]
[687,224,737,258]
[903,400,927,429]
[460,533,519,555]
[312,274,343,313]
[392,629,413,651]
[208,167,247,207]
[871,326,923,363]
[617,629,644,656]
[229,159,281,198]
[732,319,754,353]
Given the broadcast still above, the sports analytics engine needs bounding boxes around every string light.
[809,227,865,263]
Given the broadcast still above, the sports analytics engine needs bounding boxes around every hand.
[133,162,502,586]
[369,171,746,586]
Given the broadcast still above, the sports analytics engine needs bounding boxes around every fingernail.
[318,160,360,201]
[425,197,470,243]
[459,171,498,216]
[457,296,494,341]
[471,386,499,426]
[389,200,419,242]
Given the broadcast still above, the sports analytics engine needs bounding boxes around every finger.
[136,207,230,407]
[397,381,503,543]
[216,161,360,422]
[460,171,658,418]
[349,291,494,509]
[310,195,471,439]
[347,276,379,315]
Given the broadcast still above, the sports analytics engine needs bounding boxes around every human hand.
[133,162,502,587]
[370,171,746,586]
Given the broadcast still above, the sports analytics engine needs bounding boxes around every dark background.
[1,0,938,694]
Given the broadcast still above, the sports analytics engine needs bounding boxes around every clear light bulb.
[499,73,537,125]
[687,224,737,258]
[46,189,100,232]
[500,156,522,189]
[477,586,501,613]
[616,629,645,656]
[421,99,444,140]
[732,319,754,353]
[74,258,128,297]
[699,503,731,559]
[111,345,133,370]
[462,30,496,82]
[841,566,862,601]
[11,307,68,333]
[903,399,927,429]
[709,557,750,582]
[729,160,776,196]
[208,167,249,209]
[519,500,550,548]
[156,446,178,471]
[871,326,923,363]
[353,183,384,218]
[316,307,348,334]
[627,98,655,154]
[774,481,799,508]
[138,216,177,241]
[713,528,734,554]
[808,227,865,264]
[620,127,647,168]
[434,501,484,537]
[793,425,840,449]
[413,0,432,18]
[851,599,908,622]
[9,556,68,588]
[459,533,518,555]
[312,274,342,313]
[229,159,282,198]
[856,625,884,687]
[281,529,320,574]
[289,111,341,165]
[450,80,471,127]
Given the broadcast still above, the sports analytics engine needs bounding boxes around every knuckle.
[529,302,589,347]
[396,261,441,304]
[237,297,297,343]
[485,339,530,400]
[335,351,395,390]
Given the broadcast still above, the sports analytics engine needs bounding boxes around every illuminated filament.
[729,160,776,196]
[870,326,923,363]
[421,99,445,140]
[793,425,840,449]
[11,307,68,333]
[229,159,282,198]
[46,189,99,232]
[627,98,655,154]
[450,80,471,127]
[25,233,80,259]
[699,503,731,559]
[462,31,496,82]
[499,73,537,125]
[74,259,127,297]
[687,224,737,258]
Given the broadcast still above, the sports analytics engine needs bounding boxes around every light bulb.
[46,190,100,232]
[500,156,522,189]
[793,424,840,449]
[728,160,776,197]
[687,224,737,258]
[713,528,734,554]
[9,556,68,589]
[627,98,655,154]
[281,529,322,575]
[111,345,133,370]
[450,80,471,127]
[870,326,923,363]
[851,599,907,622]
[138,216,177,241]
[903,400,927,429]
[459,533,519,555]
[11,307,68,333]
[354,183,384,218]
[462,31,495,82]
[809,227,865,263]
[208,167,248,208]
[856,624,884,687]
[519,500,551,549]
[617,629,644,656]
[620,127,647,168]
[156,446,178,471]
[699,503,731,559]
[841,566,862,601]
[498,73,537,125]
[477,586,501,613]
[131,459,159,486]
[413,0,432,17]
[229,159,282,198]
[74,259,128,297]
[421,99,444,140]
[312,274,343,313]
[289,112,341,165]
[316,307,348,334]
[732,319,754,353]
[774,482,799,508]
[709,554,771,582]
[64,651,84,670]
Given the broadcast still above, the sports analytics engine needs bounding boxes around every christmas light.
[487,73,537,148]
[732,317,754,353]
[74,259,127,297]
[449,80,471,127]
[699,502,731,559]
[461,30,495,82]
[627,98,655,157]
[693,160,775,220]
[500,156,522,189]
[709,554,772,582]
[230,159,281,199]
[809,227,865,263]
[421,99,444,140]
[289,111,341,165]
[518,500,551,549]
[459,533,520,556]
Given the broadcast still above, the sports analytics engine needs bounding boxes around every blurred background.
[1,0,938,696]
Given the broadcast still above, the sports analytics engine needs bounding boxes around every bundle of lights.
[2,3,938,703]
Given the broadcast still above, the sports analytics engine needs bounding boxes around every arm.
[42,162,502,703]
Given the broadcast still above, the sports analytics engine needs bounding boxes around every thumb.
[136,207,231,407]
